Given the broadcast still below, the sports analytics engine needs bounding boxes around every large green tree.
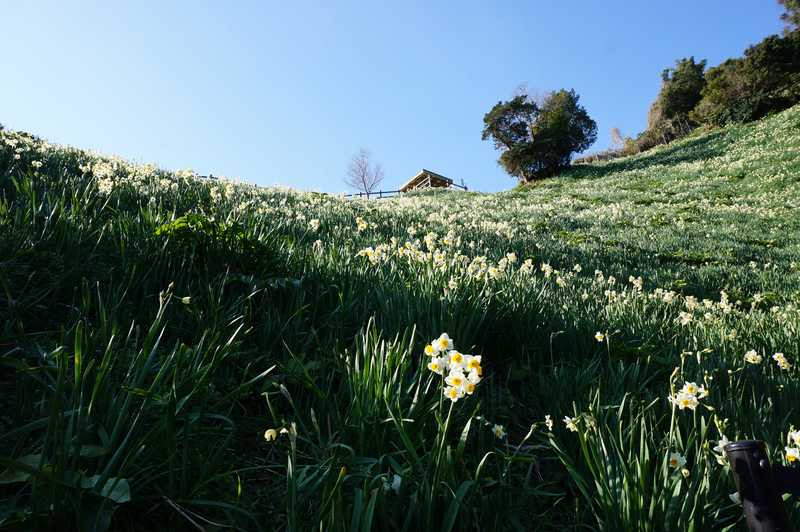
[649,57,706,127]
[482,89,597,182]
[636,57,707,149]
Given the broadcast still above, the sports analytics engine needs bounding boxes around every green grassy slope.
[1,106,799,530]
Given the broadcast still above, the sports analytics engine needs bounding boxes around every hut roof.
[399,169,453,192]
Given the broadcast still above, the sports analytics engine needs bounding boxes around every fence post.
[724,440,795,532]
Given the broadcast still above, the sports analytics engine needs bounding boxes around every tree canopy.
[692,34,800,126]
[779,0,800,32]
[482,89,597,181]
[651,57,707,126]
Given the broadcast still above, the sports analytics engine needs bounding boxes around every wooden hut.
[399,169,464,193]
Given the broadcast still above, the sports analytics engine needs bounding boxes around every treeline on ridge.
[577,0,800,163]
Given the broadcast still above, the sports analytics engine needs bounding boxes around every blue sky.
[2,1,786,192]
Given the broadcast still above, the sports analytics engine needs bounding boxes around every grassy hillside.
[1,105,799,531]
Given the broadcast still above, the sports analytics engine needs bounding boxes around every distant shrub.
[572,148,623,165]
[692,33,800,126]
[573,127,633,164]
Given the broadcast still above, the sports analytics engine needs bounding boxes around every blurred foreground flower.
[713,435,730,465]
[492,424,507,439]
[669,452,686,469]
[785,447,799,463]
[744,350,763,364]
[773,352,792,370]
[263,427,289,442]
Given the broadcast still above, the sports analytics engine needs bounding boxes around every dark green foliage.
[690,58,746,127]
[692,34,800,126]
[534,90,599,176]
[482,89,597,181]
[481,95,538,181]
[631,58,708,154]
[154,213,278,276]
[652,57,707,126]
[780,0,800,32]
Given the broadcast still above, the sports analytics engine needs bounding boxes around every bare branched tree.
[344,148,384,198]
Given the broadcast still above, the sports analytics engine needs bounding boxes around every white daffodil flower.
[669,452,687,469]
[491,424,506,439]
[427,356,444,375]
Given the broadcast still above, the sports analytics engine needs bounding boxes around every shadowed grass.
[0,106,799,530]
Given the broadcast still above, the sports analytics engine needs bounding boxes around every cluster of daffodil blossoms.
[668,380,710,411]
[422,333,483,403]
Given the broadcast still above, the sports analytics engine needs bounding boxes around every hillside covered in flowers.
[1,105,800,530]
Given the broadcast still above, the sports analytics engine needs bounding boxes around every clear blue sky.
[2,1,785,192]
